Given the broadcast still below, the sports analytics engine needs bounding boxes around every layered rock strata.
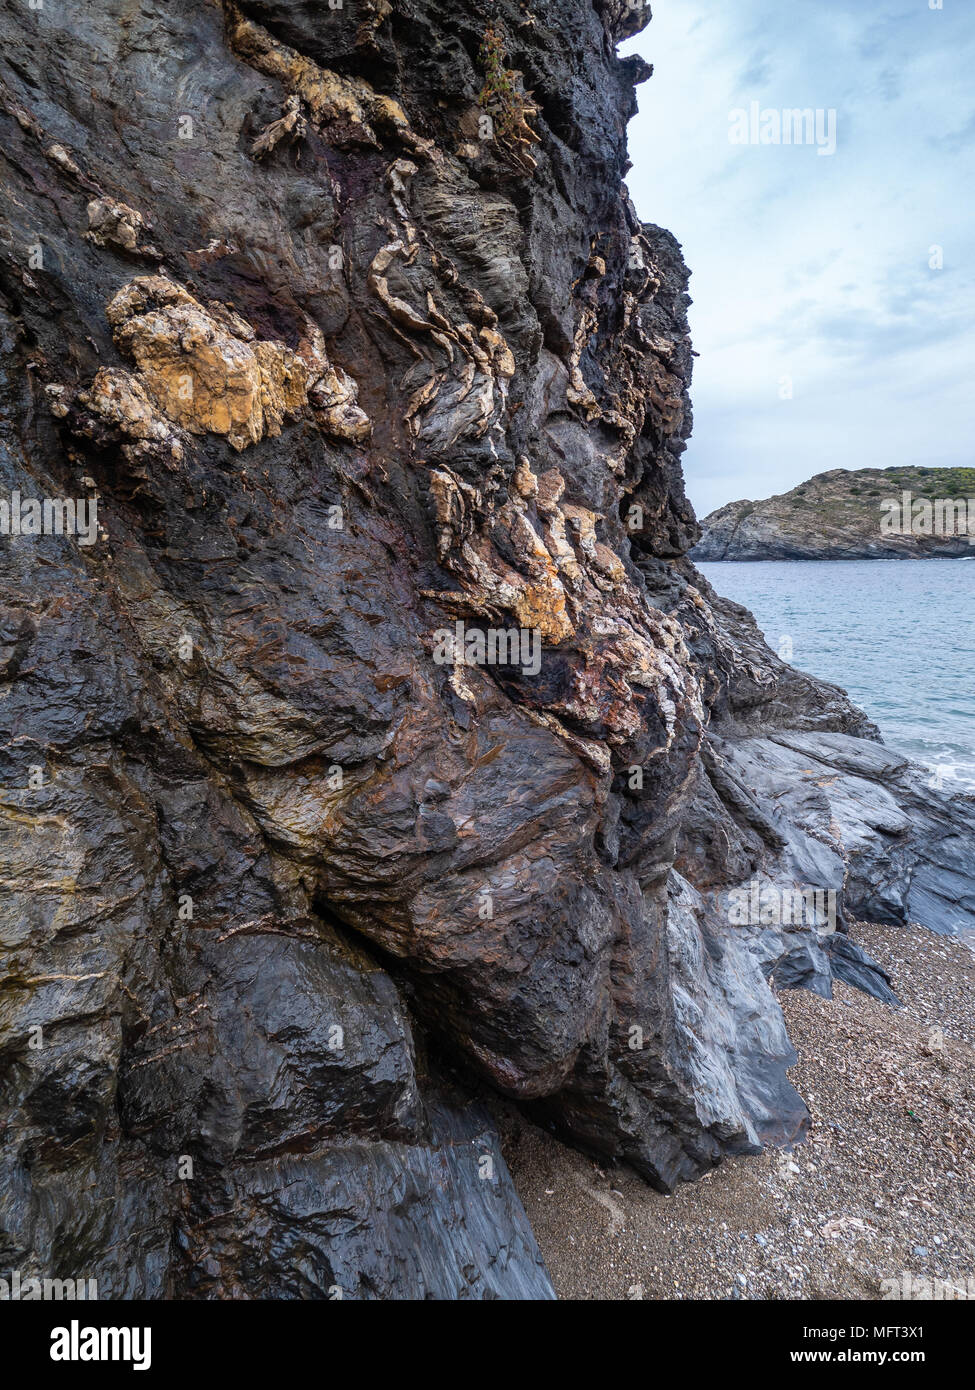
[1,0,971,1299]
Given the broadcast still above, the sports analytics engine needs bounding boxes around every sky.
[621,0,975,518]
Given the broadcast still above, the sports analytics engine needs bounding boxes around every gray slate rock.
[1,0,971,1301]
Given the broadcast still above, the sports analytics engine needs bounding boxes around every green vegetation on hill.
[693,466,975,560]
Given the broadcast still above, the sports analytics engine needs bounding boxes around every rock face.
[1,0,973,1299]
[692,466,975,560]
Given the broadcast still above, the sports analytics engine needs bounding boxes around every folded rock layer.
[1,0,971,1298]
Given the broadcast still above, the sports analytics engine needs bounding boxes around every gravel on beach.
[497,921,975,1300]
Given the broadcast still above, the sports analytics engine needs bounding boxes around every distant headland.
[691,466,975,560]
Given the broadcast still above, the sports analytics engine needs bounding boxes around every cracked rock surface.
[691,465,975,561]
[1,0,972,1298]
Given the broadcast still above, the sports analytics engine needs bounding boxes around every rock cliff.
[692,466,975,560]
[1,0,973,1299]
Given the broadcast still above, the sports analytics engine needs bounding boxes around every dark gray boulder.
[1,0,971,1300]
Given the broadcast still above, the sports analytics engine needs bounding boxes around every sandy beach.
[497,921,975,1300]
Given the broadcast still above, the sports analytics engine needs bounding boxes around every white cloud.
[623,0,975,515]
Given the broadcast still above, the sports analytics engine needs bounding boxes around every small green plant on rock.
[477,26,540,173]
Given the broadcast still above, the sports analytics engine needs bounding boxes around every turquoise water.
[697,559,975,791]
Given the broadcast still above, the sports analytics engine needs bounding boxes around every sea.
[696,559,975,793]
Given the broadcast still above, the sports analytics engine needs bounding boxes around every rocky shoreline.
[502,919,975,1300]
[692,466,975,561]
[1,0,973,1298]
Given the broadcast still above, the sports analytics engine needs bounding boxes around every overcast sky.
[622,0,975,518]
